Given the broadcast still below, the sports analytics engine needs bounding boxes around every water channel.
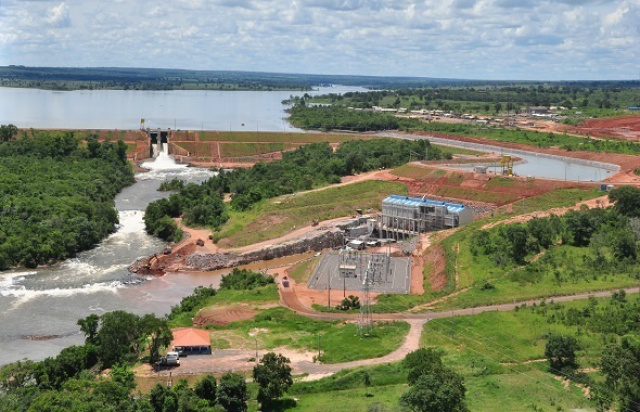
[380,132,619,182]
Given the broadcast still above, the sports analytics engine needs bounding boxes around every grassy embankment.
[197,131,371,143]
[278,294,629,411]
[178,131,478,161]
[370,187,604,313]
[213,180,408,247]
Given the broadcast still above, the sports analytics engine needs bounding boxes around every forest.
[307,83,640,113]
[145,138,449,241]
[0,126,133,269]
[288,104,640,155]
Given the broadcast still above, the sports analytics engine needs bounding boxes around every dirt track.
[147,283,640,380]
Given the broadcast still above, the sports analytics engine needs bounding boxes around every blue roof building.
[381,195,473,239]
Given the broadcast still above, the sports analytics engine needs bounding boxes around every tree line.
[145,138,450,241]
[0,126,133,269]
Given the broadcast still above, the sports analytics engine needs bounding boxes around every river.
[0,152,223,366]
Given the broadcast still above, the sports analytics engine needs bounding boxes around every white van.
[165,351,180,366]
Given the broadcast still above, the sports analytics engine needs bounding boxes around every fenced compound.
[308,250,411,295]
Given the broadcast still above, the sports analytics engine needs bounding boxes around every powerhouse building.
[380,195,472,239]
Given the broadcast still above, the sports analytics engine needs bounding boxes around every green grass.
[288,257,320,284]
[278,305,599,412]
[219,142,297,157]
[174,141,217,157]
[197,131,370,143]
[210,307,410,364]
[518,188,602,211]
[435,186,519,205]
[169,284,279,327]
[215,180,408,247]
[432,144,484,156]
[447,172,465,185]
[390,164,439,180]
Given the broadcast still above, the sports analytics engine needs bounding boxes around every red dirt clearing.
[193,304,262,326]
[572,115,640,140]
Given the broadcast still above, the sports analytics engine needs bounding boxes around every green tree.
[194,374,217,406]
[400,370,468,412]
[77,314,100,345]
[404,348,446,385]
[97,310,143,368]
[140,314,173,365]
[600,335,640,412]
[610,186,640,218]
[545,334,579,373]
[217,372,248,412]
[613,230,638,261]
[149,383,168,412]
[253,352,293,408]
[0,124,18,142]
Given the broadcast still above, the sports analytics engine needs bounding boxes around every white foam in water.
[1,280,123,304]
[113,210,146,234]
[138,145,215,181]
[140,145,188,172]
[0,271,37,291]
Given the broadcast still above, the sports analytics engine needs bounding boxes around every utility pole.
[327,269,331,309]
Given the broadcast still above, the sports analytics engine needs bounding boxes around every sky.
[0,0,638,81]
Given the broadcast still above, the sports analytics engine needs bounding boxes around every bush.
[219,268,274,290]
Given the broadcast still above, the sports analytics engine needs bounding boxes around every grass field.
[174,141,218,157]
[277,305,598,412]
[208,307,410,364]
[219,142,299,157]
[435,186,520,205]
[214,180,408,247]
[197,131,370,143]
[288,257,321,284]
[513,188,602,212]
[390,164,444,180]
[432,144,484,156]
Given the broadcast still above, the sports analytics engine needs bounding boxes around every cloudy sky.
[1,0,638,80]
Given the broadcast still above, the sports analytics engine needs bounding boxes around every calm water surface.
[0,85,363,131]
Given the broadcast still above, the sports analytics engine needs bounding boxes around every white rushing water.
[0,152,218,366]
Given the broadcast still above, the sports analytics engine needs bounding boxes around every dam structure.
[145,129,172,158]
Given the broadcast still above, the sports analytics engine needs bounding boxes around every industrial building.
[380,195,472,239]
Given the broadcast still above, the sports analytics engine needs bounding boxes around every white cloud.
[0,0,637,80]
[46,2,70,27]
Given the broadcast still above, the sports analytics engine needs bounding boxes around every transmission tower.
[358,260,374,337]
[358,252,391,337]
